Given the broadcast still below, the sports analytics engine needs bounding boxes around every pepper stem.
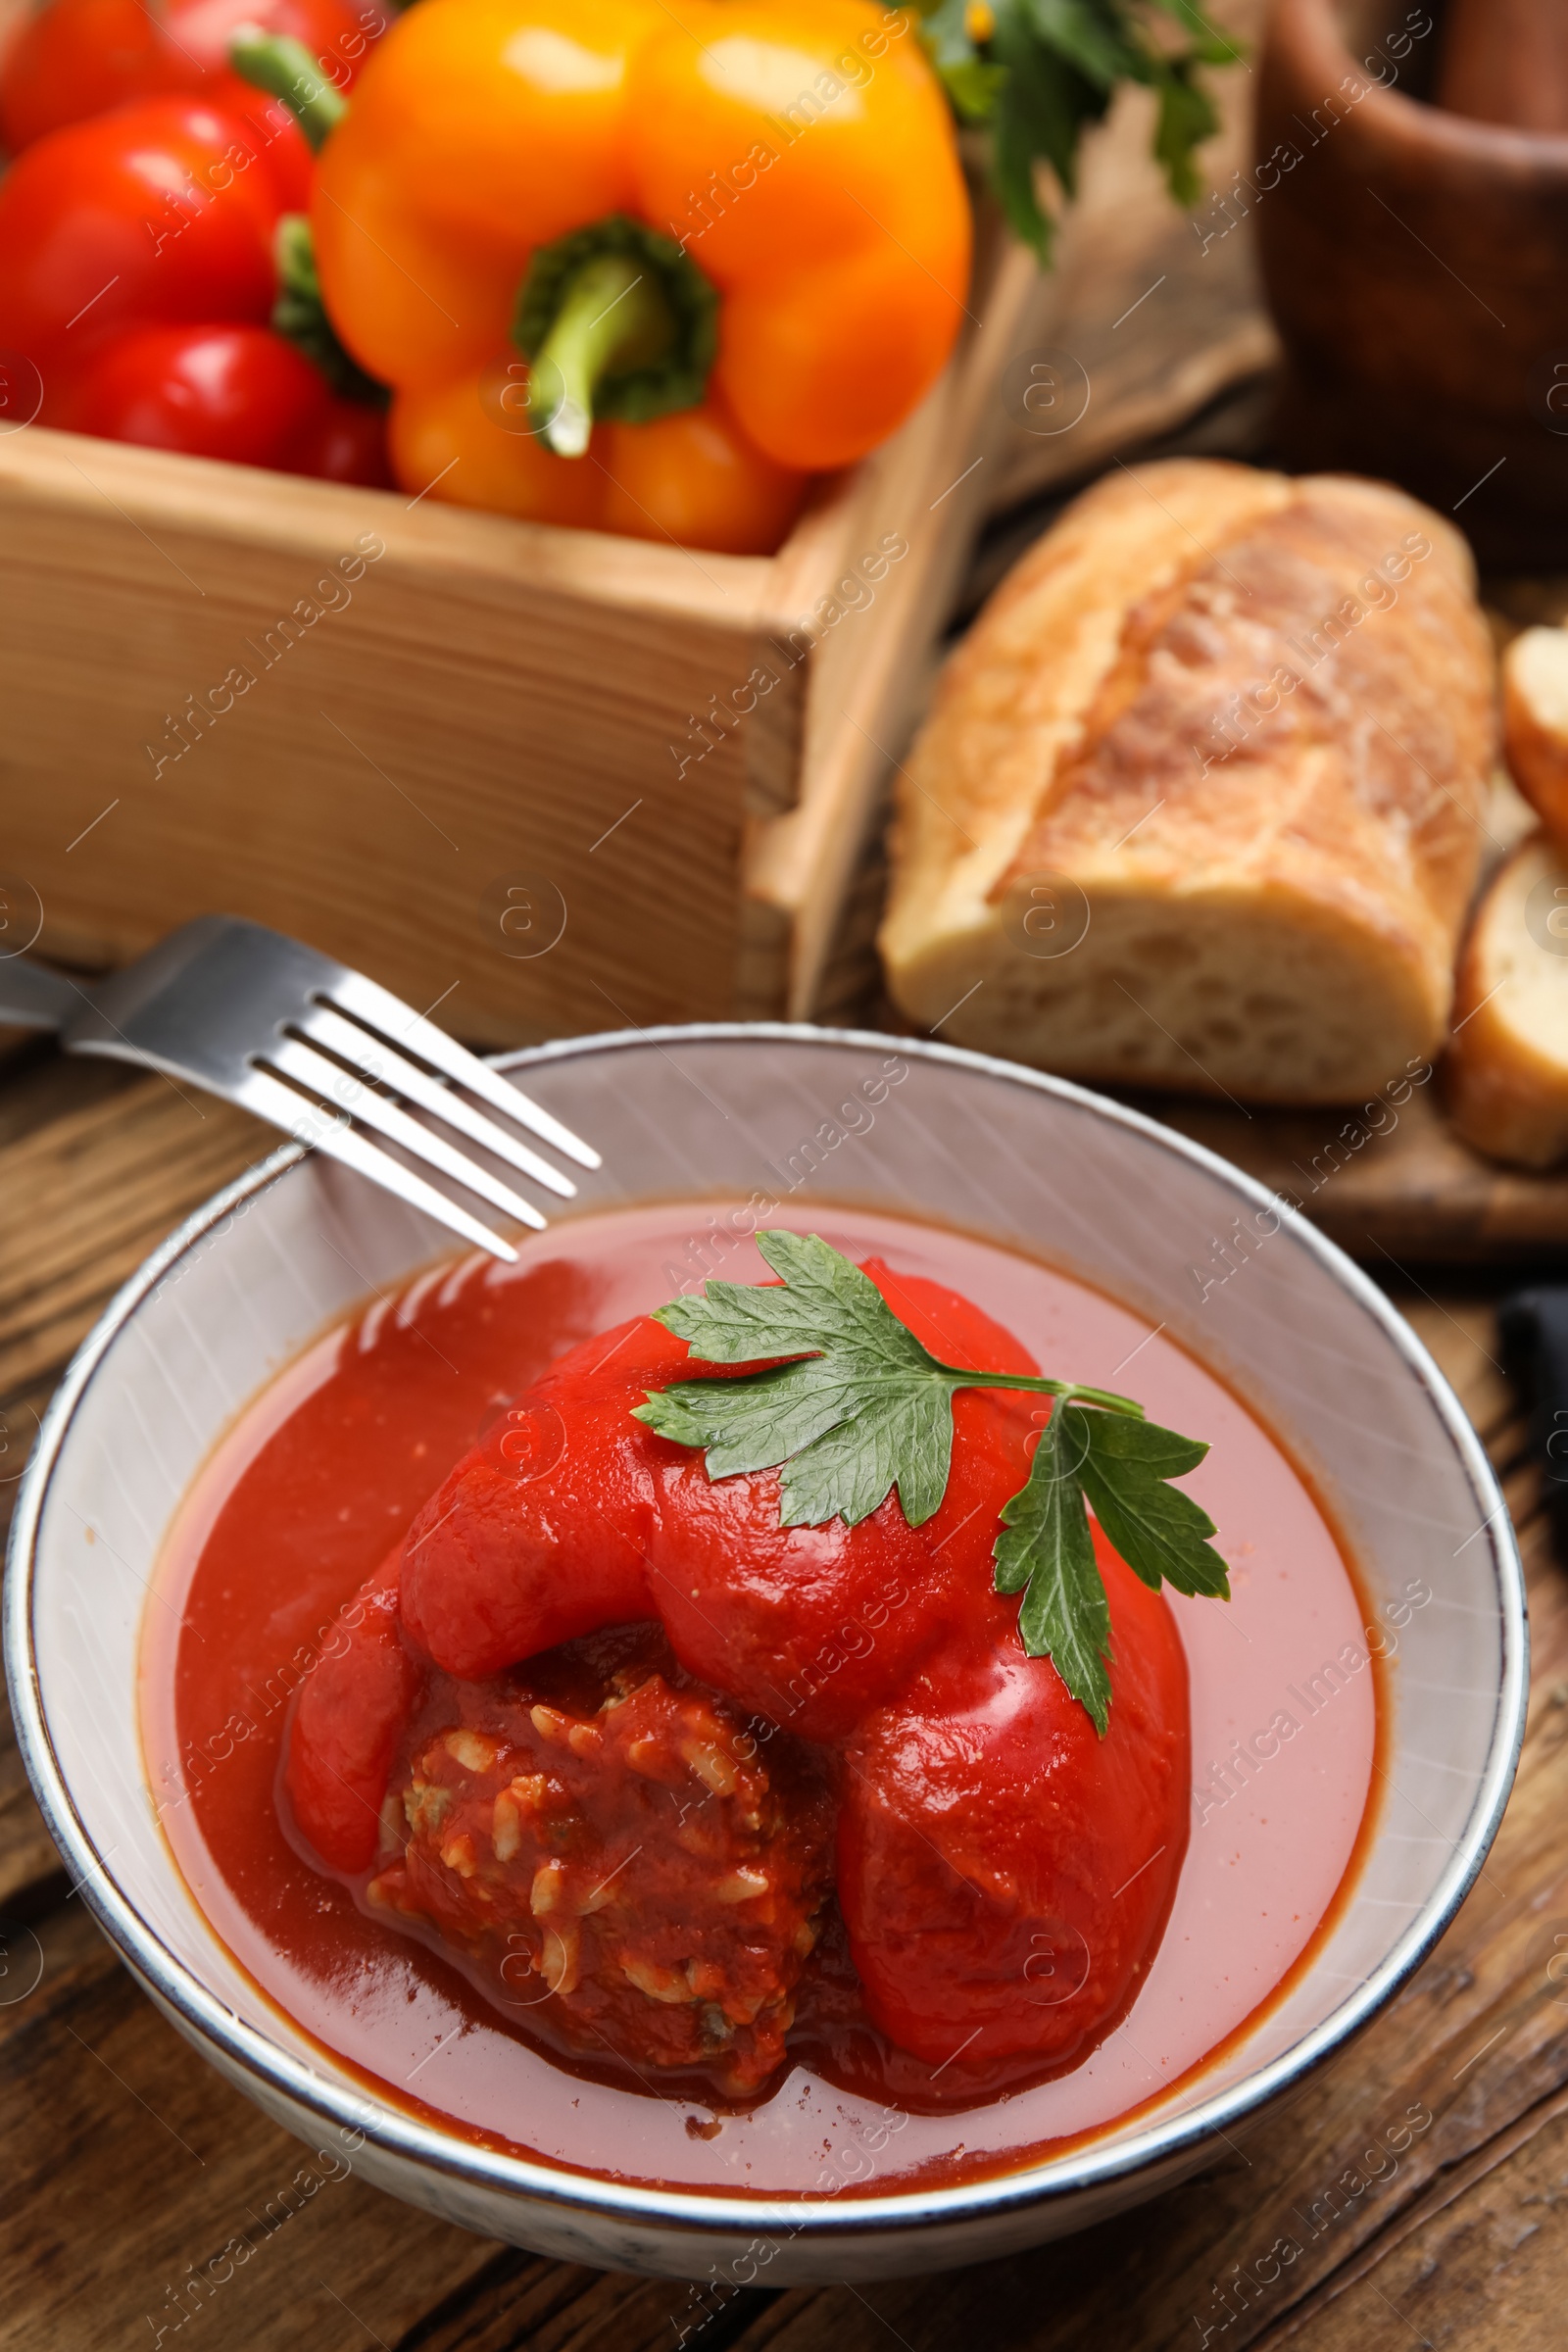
[530,257,674,458]
[228,28,348,151]
[272,214,388,406]
[514,215,718,456]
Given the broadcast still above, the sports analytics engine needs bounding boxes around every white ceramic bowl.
[5,1027,1526,2283]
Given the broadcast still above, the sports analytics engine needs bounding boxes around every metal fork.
[0,916,600,1262]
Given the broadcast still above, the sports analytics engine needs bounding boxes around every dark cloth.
[1499,1289,1568,1560]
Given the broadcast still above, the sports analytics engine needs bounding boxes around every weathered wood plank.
[0,1064,271,1928]
[395,2252,778,2352]
[0,1902,501,2352]
[1152,1084,1568,1266]
[1255,2087,1568,2349]
[0,1894,779,2352]
[0,1043,137,1152]
[0,1074,267,1400]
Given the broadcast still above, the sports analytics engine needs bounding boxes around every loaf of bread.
[1446,831,1568,1167]
[879,459,1496,1103]
[1503,624,1568,841]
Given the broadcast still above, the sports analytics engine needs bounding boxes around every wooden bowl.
[1255,0,1568,564]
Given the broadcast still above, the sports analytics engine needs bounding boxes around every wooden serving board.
[1152,1086,1568,1264]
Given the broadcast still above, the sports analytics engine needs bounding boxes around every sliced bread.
[1503,624,1568,842]
[1446,830,1568,1167]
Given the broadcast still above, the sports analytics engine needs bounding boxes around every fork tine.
[235,1067,519,1260]
[265,1039,549,1229]
[324,969,602,1170]
[298,1004,576,1199]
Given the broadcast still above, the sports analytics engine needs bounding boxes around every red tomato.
[0,0,381,153]
[0,0,172,140]
[0,99,294,401]
[292,391,394,486]
[67,322,333,468]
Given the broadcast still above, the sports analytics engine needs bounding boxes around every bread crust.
[1446,832,1568,1169]
[880,459,1495,1104]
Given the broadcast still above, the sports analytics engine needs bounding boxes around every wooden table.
[1,1042,1564,2352]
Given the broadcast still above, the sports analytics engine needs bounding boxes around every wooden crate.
[0,36,1267,1043]
[0,300,1006,1044]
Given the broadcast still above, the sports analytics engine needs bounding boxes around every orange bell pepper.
[263,0,971,553]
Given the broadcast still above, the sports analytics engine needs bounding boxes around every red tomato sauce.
[142,1203,1380,2196]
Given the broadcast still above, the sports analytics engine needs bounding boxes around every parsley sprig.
[633,1231,1229,1734]
[916,0,1242,264]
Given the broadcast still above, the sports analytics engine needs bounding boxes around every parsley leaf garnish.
[914,0,1240,264]
[994,1400,1112,1725]
[633,1231,1230,1734]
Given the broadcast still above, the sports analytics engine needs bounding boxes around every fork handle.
[0,955,78,1031]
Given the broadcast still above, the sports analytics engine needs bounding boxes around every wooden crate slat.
[0,433,784,1042]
